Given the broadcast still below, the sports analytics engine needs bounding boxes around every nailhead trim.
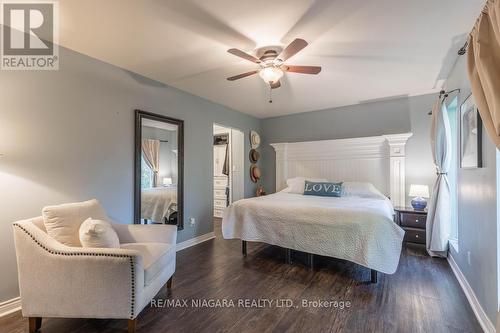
[14,223,136,319]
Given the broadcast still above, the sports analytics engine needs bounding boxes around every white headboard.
[270,133,413,207]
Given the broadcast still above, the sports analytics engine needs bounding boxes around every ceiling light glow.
[259,67,283,84]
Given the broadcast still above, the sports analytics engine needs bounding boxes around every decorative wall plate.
[250,130,261,149]
[250,164,261,183]
[249,149,260,163]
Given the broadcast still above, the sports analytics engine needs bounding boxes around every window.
[141,155,153,189]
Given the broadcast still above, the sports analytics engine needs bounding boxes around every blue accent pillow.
[303,181,343,197]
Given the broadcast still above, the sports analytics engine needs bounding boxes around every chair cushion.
[42,199,109,247]
[79,218,120,248]
[120,242,175,286]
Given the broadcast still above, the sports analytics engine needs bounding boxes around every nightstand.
[394,207,427,245]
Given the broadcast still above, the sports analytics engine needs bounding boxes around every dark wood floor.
[1,218,482,333]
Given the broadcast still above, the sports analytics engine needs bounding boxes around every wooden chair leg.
[128,318,137,333]
[285,248,292,264]
[167,276,173,289]
[28,317,42,333]
[308,253,314,270]
[242,240,247,257]
[370,269,378,284]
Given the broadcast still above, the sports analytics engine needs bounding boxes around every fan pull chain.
[268,85,273,103]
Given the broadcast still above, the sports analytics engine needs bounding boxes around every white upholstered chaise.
[13,214,176,333]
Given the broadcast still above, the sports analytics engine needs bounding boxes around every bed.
[141,186,177,223]
[223,190,403,274]
[222,133,413,282]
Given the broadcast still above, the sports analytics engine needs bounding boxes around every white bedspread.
[141,186,177,223]
[222,192,404,274]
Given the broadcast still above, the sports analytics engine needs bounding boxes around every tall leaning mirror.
[134,110,184,229]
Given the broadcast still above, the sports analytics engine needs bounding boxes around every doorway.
[213,124,244,219]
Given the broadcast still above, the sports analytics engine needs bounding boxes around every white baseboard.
[0,297,21,317]
[176,232,215,252]
[447,254,495,333]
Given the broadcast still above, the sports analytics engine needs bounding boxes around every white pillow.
[79,218,120,248]
[42,199,109,247]
[342,182,386,200]
[283,177,328,194]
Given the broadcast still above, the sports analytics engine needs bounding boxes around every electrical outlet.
[467,251,471,266]
[189,217,196,226]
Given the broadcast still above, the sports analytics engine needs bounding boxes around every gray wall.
[0,46,261,302]
[446,55,498,324]
[261,94,437,206]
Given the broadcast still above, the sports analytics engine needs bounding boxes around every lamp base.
[411,197,427,210]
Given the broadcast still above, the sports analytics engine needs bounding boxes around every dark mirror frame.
[134,109,184,229]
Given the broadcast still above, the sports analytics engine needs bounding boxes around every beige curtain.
[141,139,160,186]
[467,0,500,149]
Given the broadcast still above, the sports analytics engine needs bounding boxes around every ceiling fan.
[226,38,321,90]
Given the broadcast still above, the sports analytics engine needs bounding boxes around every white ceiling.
[58,0,485,118]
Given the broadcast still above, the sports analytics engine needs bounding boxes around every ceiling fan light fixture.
[226,38,321,96]
[258,67,283,84]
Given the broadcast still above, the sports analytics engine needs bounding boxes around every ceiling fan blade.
[227,48,261,63]
[277,38,308,62]
[226,70,259,81]
[270,81,281,89]
[282,65,321,74]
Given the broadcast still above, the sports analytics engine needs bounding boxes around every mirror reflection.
[135,111,183,228]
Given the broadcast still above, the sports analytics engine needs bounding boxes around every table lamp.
[163,177,173,186]
[409,184,430,210]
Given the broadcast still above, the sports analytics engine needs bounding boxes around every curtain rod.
[439,88,461,98]
[458,41,468,55]
[427,89,461,115]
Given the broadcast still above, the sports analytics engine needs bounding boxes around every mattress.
[222,192,404,274]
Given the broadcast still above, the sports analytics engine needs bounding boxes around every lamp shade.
[163,177,173,186]
[409,184,429,198]
[259,67,283,83]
